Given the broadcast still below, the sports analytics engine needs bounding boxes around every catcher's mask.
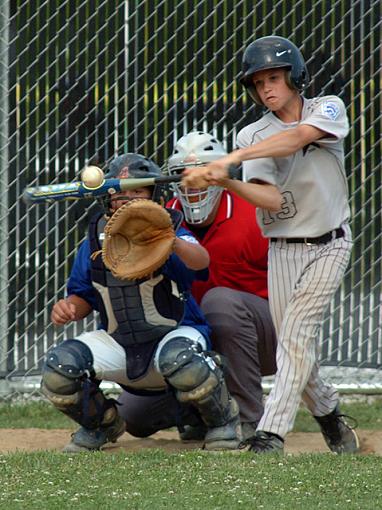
[240,35,310,105]
[102,153,164,212]
[167,132,226,225]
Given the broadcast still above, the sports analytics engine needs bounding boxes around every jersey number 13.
[262,191,297,225]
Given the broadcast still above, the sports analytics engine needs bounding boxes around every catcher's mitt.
[102,199,176,280]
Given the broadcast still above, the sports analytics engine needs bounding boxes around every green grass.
[0,401,75,429]
[1,399,382,431]
[0,400,382,509]
[0,450,380,510]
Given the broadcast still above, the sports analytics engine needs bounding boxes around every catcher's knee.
[156,336,236,428]
[41,339,94,409]
[156,336,222,399]
[41,339,118,429]
[156,337,206,388]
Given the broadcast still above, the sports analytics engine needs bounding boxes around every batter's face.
[252,68,298,111]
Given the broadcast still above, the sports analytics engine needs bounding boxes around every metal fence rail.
[0,0,381,398]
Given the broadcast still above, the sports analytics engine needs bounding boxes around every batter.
[182,35,360,454]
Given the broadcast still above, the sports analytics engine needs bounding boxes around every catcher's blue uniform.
[67,224,211,345]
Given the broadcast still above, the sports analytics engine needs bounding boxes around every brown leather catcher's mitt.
[102,199,176,280]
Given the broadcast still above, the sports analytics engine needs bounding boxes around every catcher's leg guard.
[41,339,125,451]
[157,337,242,450]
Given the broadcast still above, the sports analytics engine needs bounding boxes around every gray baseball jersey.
[238,95,350,238]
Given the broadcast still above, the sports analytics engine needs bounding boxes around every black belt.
[270,228,344,245]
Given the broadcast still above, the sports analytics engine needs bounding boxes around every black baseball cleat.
[62,415,126,453]
[241,422,258,442]
[314,405,360,454]
[178,423,207,441]
[243,430,284,454]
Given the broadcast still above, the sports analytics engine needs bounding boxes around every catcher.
[41,153,242,453]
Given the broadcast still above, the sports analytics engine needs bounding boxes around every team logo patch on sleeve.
[321,101,340,120]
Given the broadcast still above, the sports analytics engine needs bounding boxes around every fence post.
[0,1,9,379]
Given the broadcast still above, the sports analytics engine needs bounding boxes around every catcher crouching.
[41,153,242,452]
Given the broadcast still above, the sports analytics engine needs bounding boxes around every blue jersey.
[67,226,211,346]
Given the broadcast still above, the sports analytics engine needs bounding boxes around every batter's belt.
[270,227,344,245]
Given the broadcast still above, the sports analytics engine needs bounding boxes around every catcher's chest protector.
[89,214,185,379]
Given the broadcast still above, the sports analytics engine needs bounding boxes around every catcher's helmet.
[167,132,227,224]
[103,153,163,210]
[240,36,310,105]
[105,153,161,180]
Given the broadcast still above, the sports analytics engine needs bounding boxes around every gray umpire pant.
[117,287,277,435]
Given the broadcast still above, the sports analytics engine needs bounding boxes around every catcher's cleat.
[243,430,284,454]
[178,423,207,441]
[203,399,242,451]
[62,414,125,453]
[314,405,360,454]
[241,422,258,442]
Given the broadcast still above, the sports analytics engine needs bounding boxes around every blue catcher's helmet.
[102,153,165,212]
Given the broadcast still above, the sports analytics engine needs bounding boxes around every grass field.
[1,450,381,510]
[0,400,381,510]
[2,398,382,431]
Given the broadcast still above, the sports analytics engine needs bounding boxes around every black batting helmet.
[102,153,163,211]
[240,36,310,105]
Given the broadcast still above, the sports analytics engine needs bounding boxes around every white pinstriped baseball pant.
[257,224,353,438]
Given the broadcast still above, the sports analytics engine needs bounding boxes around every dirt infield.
[0,429,380,455]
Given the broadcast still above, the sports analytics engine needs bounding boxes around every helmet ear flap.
[247,85,263,106]
[284,69,297,91]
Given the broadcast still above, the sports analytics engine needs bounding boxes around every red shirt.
[167,191,269,304]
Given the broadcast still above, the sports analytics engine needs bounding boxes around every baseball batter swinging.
[182,35,360,454]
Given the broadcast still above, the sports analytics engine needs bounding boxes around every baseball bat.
[22,175,182,204]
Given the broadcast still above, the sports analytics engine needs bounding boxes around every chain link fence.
[0,0,381,399]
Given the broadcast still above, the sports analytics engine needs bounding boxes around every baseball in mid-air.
[81,165,105,188]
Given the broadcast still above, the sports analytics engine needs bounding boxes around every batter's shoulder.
[236,114,273,147]
[305,95,346,115]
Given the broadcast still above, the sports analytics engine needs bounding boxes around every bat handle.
[156,174,182,184]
